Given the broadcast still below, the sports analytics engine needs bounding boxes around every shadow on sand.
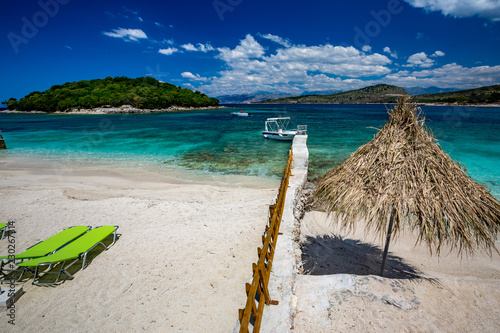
[301,234,423,279]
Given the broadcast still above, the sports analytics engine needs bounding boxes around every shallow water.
[0,104,499,197]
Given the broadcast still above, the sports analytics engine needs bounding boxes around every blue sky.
[1,0,500,102]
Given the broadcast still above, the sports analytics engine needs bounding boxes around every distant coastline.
[416,102,500,107]
[252,83,500,105]
[1,105,227,114]
[249,102,500,107]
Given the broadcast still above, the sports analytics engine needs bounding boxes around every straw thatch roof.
[315,96,500,255]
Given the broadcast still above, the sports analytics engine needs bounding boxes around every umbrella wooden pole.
[380,207,396,277]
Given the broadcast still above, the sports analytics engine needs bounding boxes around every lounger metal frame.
[0,223,7,240]
[0,226,91,283]
[31,225,119,286]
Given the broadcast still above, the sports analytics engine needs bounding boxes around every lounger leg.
[110,229,118,246]
[0,261,31,283]
[15,267,30,282]
[82,252,88,270]
[54,261,68,283]
[33,265,40,284]
[32,262,70,286]
[0,260,6,280]
[81,240,112,270]
[61,270,74,280]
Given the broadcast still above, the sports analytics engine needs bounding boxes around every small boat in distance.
[262,117,307,141]
[231,110,250,117]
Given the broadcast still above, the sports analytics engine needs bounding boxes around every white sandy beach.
[294,210,500,332]
[0,162,278,332]
[1,159,499,333]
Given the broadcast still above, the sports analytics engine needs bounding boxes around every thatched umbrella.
[315,96,500,276]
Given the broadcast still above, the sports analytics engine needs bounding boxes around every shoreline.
[250,102,500,107]
[0,154,280,190]
[0,158,277,331]
[5,103,500,112]
[0,105,228,115]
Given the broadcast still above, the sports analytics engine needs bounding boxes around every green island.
[3,76,219,112]
[258,83,500,105]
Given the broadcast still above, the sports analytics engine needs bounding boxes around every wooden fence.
[238,147,293,332]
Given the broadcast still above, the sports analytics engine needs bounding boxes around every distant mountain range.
[405,86,459,95]
[299,89,343,96]
[243,84,500,105]
[217,89,349,104]
[216,92,293,104]
[258,84,406,104]
[217,86,462,104]
[415,84,500,104]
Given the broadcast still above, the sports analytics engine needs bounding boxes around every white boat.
[262,117,306,141]
[231,110,250,117]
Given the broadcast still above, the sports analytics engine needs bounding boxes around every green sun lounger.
[18,225,119,285]
[0,225,91,261]
[0,223,7,240]
[0,225,91,281]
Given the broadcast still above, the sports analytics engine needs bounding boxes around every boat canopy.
[264,117,291,132]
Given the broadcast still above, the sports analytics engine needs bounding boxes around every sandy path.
[0,166,277,332]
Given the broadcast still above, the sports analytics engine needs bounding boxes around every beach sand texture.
[294,210,500,332]
[0,166,277,332]
[1,164,500,332]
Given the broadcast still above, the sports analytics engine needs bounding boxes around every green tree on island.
[5,77,219,112]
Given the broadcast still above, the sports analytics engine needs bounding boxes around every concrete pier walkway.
[260,134,308,332]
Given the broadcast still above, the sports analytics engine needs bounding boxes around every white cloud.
[103,28,147,42]
[185,34,500,97]
[181,72,209,81]
[404,0,500,21]
[406,52,434,68]
[195,34,393,96]
[259,33,292,48]
[182,43,215,52]
[217,34,265,63]
[362,45,372,52]
[150,38,175,45]
[198,43,214,52]
[268,44,391,67]
[181,43,197,51]
[158,47,178,55]
[385,63,500,88]
[383,46,398,58]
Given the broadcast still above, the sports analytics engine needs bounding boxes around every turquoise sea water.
[0,104,499,197]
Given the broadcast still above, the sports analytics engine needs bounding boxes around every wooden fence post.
[238,148,293,332]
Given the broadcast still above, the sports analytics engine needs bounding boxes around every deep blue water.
[0,104,499,197]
